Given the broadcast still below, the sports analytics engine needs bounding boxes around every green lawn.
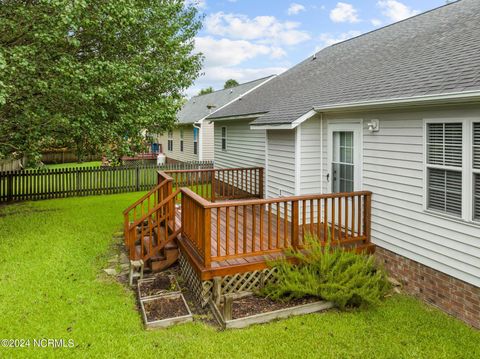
[43,161,102,169]
[0,193,478,358]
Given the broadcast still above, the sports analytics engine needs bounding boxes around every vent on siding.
[428,168,462,216]
[427,123,462,167]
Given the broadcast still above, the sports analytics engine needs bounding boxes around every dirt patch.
[143,296,189,322]
[231,296,319,319]
[139,275,178,297]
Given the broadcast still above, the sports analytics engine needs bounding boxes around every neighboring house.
[155,76,275,163]
[209,0,480,327]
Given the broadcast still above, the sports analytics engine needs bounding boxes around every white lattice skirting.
[178,249,279,307]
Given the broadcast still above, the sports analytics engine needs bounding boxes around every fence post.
[75,170,80,196]
[135,167,140,192]
[7,171,13,202]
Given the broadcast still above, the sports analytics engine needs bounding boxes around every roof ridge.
[192,75,276,99]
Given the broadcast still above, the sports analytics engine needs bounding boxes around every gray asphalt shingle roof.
[177,76,274,124]
[208,0,480,125]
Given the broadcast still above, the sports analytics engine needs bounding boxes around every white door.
[327,123,362,193]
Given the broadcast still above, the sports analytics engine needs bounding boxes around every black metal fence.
[0,161,214,202]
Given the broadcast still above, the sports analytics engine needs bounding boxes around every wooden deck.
[177,190,374,280]
[124,168,374,280]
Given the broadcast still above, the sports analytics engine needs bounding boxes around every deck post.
[203,207,212,268]
[213,276,222,306]
[211,169,216,202]
[363,193,372,243]
[291,200,299,248]
[259,168,264,199]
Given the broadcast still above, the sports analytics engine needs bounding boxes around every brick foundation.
[375,247,479,329]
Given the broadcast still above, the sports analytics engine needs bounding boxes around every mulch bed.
[231,296,319,319]
[139,275,178,297]
[143,296,189,322]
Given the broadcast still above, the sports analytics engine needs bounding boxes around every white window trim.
[326,121,363,193]
[221,126,227,151]
[180,128,184,152]
[167,130,173,152]
[422,118,477,223]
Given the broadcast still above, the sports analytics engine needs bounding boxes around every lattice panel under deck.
[178,250,213,307]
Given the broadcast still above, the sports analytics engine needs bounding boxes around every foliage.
[198,86,214,95]
[224,79,239,89]
[0,0,203,164]
[261,235,390,309]
[0,195,478,358]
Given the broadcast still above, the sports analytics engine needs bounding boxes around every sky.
[187,0,448,97]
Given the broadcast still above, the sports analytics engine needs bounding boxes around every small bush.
[261,235,390,309]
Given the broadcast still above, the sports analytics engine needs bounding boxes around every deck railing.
[165,167,263,202]
[180,189,372,268]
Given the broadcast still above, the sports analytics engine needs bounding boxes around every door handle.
[326,173,330,182]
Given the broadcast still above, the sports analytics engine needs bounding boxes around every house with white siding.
[155,76,274,163]
[209,0,480,328]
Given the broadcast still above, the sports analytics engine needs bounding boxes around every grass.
[42,161,102,169]
[0,193,479,358]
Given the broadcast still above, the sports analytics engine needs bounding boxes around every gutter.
[250,90,480,130]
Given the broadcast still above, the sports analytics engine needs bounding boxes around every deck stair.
[123,173,181,275]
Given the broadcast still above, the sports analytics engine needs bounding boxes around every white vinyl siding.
[155,125,199,162]
[299,116,322,195]
[214,119,266,169]
[323,107,480,288]
[201,121,215,161]
[267,129,295,198]
[426,122,463,217]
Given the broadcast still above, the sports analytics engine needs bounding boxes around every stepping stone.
[104,268,117,276]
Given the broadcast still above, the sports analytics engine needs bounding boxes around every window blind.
[426,123,463,216]
[427,123,463,167]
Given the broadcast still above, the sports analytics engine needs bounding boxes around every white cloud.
[371,18,382,26]
[377,0,419,22]
[329,2,359,23]
[287,3,306,15]
[195,36,285,68]
[318,30,363,48]
[205,12,310,45]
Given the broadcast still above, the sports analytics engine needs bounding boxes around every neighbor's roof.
[208,0,480,125]
[177,76,275,124]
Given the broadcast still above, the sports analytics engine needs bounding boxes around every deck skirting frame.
[179,248,279,307]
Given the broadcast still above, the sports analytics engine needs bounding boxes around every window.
[221,127,227,151]
[332,131,354,193]
[473,123,480,220]
[180,128,184,152]
[167,130,173,152]
[426,122,463,217]
[193,127,198,155]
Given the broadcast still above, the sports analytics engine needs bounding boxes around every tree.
[0,0,203,163]
[224,79,239,89]
[198,86,214,96]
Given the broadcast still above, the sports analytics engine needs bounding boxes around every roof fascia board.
[313,90,480,112]
[250,109,317,130]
